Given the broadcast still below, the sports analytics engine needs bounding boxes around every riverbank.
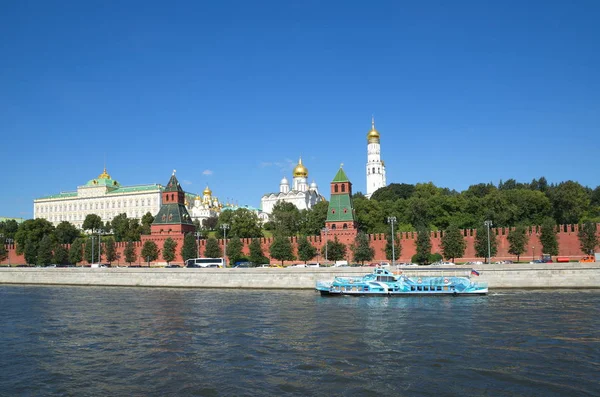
[1,263,599,289]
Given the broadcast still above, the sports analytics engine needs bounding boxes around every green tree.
[202,216,219,231]
[55,221,81,244]
[53,245,69,265]
[351,232,374,265]
[204,237,222,258]
[269,234,295,265]
[69,238,84,266]
[141,241,159,265]
[271,201,301,236]
[385,231,402,263]
[507,225,529,262]
[124,241,137,265]
[370,183,416,201]
[141,212,154,235]
[226,237,244,265]
[105,237,118,264]
[217,208,262,238]
[414,228,432,265]
[110,213,130,242]
[322,237,347,263]
[300,200,329,235]
[181,233,198,263]
[297,236,317,263]
[578,222,598,255]
[550,181,590,224]
[37,235,55,266]
[162,238,177,265]
[82,214,103,234]
[14,218,55,259]
[249,238,269,264]
[474,227,498,262]
[0,241,7,264]
[441,225,466,263]
[539,218,559,256]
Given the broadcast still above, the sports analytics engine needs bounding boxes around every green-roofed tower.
[322,164,357,243]
[151,170,195,235]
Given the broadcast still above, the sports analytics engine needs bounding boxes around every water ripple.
[0,287,599,396]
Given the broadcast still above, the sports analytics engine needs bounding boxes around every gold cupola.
[367,117,380,143]
[203,185,212,196]
[98,167,111,179]
[293,157,308,178]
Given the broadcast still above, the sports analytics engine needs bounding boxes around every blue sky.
[1,0,598,219]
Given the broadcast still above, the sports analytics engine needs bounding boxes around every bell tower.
[151,170,195,235]
[366,117,387,198]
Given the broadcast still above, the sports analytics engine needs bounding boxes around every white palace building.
[33,168,163,228]
[260,157,324,215]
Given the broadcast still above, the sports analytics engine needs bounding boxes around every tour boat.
[316,267,488,296]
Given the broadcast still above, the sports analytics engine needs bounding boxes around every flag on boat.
[471,270,480,276]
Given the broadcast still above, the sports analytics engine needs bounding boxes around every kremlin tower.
[365,117,387,198]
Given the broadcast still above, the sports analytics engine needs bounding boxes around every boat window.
[437,286,442,291]
[411,286,416,291]
[424,286,429,291]
[417,286,422,291]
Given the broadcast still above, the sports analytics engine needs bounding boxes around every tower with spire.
[322,164,358,244]
[151,170,195,235]
[365,117,387,198]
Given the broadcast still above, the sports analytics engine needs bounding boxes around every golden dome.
[367,117,380,143]
[293,157,308,178]
[195,195,201,200]
[203,185,212,195]
[98,167,111,179]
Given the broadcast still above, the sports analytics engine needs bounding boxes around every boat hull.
[317,289,488,297]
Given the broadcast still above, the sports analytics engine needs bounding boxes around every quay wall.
[0,263,599,289]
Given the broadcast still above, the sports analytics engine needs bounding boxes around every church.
[260,157,324,215]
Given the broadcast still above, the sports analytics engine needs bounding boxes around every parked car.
[165,264,181,268]
[530,259,543,264]
[306,263,320,268]
[289,264,307,268]
[234,262,254,268]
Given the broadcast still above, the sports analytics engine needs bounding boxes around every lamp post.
[7,238,12,266]
[484,220,493,264]
[97,232,104,264]
[195,231,202,258]
[321,227,329,264]
[221,223,229,267]
[387,216,397,267]
[90,234,95,266]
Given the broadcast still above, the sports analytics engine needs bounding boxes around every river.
[0,286,598,396]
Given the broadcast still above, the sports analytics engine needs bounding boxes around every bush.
[429,252,443,263]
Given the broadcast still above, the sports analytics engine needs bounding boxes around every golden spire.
[293,156,308,178]
[203,185,212,196]
[367,116,380,143]
[98,167,111,179]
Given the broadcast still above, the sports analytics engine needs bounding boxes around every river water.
[0,286,599,396]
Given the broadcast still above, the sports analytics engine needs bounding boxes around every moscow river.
[0,286,599,396]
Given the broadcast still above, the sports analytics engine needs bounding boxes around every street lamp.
[484,220,493,264]
[90,234,95,266]
[387,216,397,267]
[7,238,12,266]
[321,227,329,264]
[195,231,202,258]
[221,223,229,267]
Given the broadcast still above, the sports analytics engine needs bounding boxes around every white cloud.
[202,169,213,176]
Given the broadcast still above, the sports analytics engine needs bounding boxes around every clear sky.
[1,0,598,219]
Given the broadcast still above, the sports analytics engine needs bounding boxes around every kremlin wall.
[1,223,597,266]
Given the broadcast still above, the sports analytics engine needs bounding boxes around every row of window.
[367,167,382,175]
[37,198,157,213]
[43,211,146,223]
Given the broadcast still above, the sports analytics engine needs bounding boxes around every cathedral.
[365,117,387,198]
[186,185,223,225]
[260,157,324,215]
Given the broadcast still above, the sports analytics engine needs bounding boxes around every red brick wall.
[2,224,598,266]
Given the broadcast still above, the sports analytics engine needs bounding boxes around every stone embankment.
[0,263,599,289]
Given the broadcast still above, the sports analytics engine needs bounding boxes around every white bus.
[186,258,225,268]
